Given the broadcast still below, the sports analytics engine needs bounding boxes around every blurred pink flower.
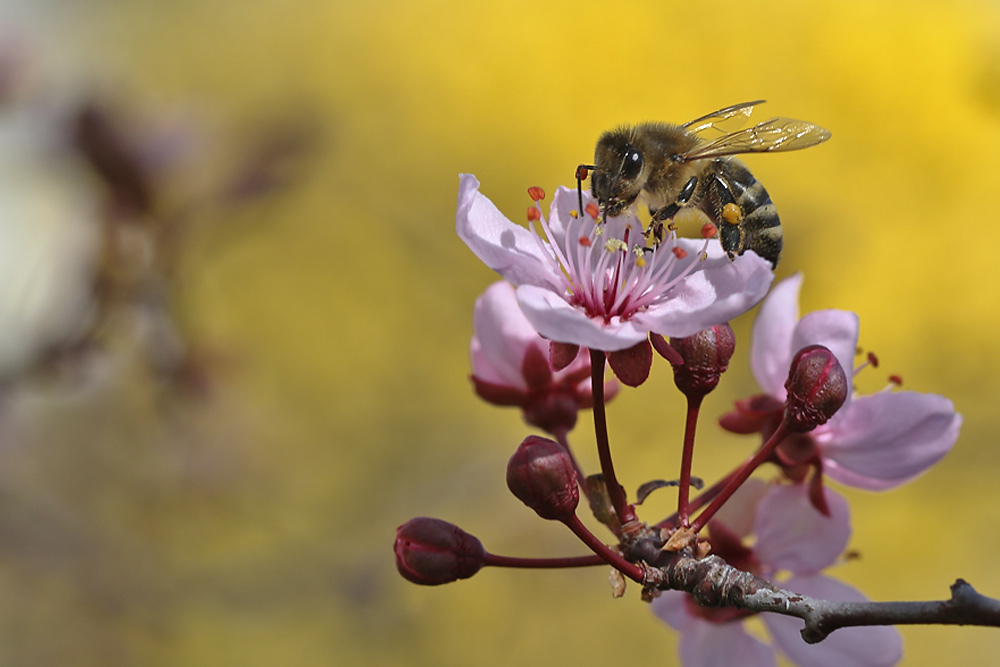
[456,174,774,352]
[721,274,961,492]
[652,483,902,667]
[470,281,617,434]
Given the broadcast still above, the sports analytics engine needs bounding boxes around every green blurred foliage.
[1,0,1000,664]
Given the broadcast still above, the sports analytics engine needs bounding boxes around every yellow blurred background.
[0,0,999,665]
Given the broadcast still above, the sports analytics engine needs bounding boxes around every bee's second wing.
[681,118,831,161]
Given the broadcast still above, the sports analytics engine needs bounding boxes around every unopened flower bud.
[670,324,736,399]
[506,435,579,521]
[523,393,579,434]
[783,345,848,432]
[394,517,486,585]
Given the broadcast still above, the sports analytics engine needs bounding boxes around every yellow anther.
[604,239,627,253]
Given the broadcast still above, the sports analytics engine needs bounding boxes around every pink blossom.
[652,483,902,667]
[456,174,774,352]
[721,274,961,491]
[470,281,616,434]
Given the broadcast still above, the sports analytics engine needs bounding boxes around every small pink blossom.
[721,274,961,492]
[652,483,902,667]
[456,174,774,352]
[470,281,616,434]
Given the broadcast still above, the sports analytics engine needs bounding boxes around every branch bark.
[634,542,1000,643]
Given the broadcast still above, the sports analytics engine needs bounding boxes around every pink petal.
[791,310,859,402]
[713,478,771,539]
[547,185,591,234]
[750,273,803,398]
[679,616,777,667]
[764,574,902,667]
[631,244,774,339]
[515,284,649,351]
[650,589,694,631]
[754,485,851,574]
[651,593,777,667]
[469,281,540,390]
[455,174,562,290]
[819,392,961,491]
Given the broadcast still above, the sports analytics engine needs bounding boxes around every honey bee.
[580,101,830,267]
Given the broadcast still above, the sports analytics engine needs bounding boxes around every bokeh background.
[0,0,998,665]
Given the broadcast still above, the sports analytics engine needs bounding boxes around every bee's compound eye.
[620,145,643,181]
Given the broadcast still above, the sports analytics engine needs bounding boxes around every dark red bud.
[670,324,736,399]
[506,435,579,521]
[783,345,848,433]
[394,518,486,585]
[523,392,579,434]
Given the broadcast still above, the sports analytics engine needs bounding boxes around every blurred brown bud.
[783,345,848,433]
[506,436,579,521]
[670,323,736,400]
[522,393,578,435]
[394,518,486,585]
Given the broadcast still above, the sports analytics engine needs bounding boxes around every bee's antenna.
[576,164,594,218]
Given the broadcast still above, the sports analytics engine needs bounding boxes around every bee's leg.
[705,172,744,260]
[647,176,699,245]
[650,176,698,224]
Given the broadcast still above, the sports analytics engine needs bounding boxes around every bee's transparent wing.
[681,100,766,136]
[681,117,831,161]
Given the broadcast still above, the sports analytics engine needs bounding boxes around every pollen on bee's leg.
[701,222,718,239]
[527,186,546,202]
[585,202,600,220]
[722,203,742,225]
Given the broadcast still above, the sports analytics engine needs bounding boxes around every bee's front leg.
[646,176,698,245]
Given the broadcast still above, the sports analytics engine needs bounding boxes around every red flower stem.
[563,513,645,582]
[687,420,791,535]
[484,552,606,569]
[654,468,732,530]
[589,349,637,526]
[676,394,703,527]
[656,455,751,529]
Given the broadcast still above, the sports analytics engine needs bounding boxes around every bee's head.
[591,129,646,216]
